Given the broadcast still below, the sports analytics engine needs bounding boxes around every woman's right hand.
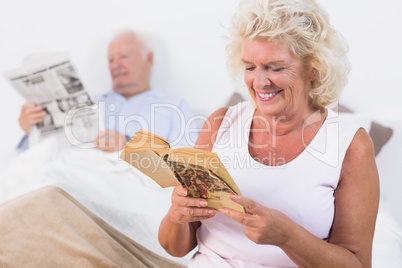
[159,185,216,257]
[168,185,216,225]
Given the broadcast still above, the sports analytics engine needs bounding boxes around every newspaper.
[3,52,100,148]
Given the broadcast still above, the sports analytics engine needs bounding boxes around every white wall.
[1,0,401,156]
[320,0,402,118]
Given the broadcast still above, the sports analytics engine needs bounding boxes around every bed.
[0,103,401,267]
[0,136,193,266]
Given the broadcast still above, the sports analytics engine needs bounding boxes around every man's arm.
[19,103,46,135]
[16,103,46,152]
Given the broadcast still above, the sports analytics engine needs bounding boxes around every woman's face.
[242,38,313,119]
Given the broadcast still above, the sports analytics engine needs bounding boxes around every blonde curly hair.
[226,0,350,109]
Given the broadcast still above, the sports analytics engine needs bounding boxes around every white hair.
[226,0,350,109]
[109,28,154,58]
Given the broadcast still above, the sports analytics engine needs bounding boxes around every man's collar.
[110,88,154,101]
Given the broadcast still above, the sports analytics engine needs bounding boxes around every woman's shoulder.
[346,128,375,160]
[209,106,229,119]
[339,127,377,188]
[203,100,252,135]
[194,107,228,151]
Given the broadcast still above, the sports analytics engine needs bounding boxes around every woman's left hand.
[220,195,294,246]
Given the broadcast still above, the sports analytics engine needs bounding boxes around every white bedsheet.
[373,199,402,267]
[0,137,192,265]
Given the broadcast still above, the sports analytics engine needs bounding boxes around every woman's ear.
[310,67,318,81]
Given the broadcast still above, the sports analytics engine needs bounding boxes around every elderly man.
[17,30,195,152]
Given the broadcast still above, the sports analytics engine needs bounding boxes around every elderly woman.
[159,0,379,267]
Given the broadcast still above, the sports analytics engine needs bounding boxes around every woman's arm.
[158,186,209,257]
[221,128,379,267]
[158,107,229,257]
[328,128,379,265]
[285,128,379,267]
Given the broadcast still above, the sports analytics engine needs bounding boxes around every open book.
[120,130,244,213]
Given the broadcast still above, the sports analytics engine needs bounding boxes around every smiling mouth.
[257,90,282,101]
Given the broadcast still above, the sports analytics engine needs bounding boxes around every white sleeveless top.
[189,101,361,268]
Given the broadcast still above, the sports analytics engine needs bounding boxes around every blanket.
[0,186,184,268]
[0,137,193,265]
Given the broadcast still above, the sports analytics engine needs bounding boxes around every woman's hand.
[220,195,293,246]
[168,185,216,225]
[159,185,216,257]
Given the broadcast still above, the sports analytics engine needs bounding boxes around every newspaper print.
[3,52,99,144]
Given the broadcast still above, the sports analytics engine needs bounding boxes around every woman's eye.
[245,66,255,71]
[272,67,285,72]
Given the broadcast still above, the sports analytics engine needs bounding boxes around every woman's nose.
[254,70,271,90]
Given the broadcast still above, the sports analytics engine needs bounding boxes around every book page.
[120,149,179,188]
[166,161,244,212]
[168,149,242,195]
[125,130,171,157]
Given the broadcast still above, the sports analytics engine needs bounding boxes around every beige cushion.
[226,92,245,107]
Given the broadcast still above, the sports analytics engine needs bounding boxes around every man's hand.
[19,103,46,135]
[95,130,128,152]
